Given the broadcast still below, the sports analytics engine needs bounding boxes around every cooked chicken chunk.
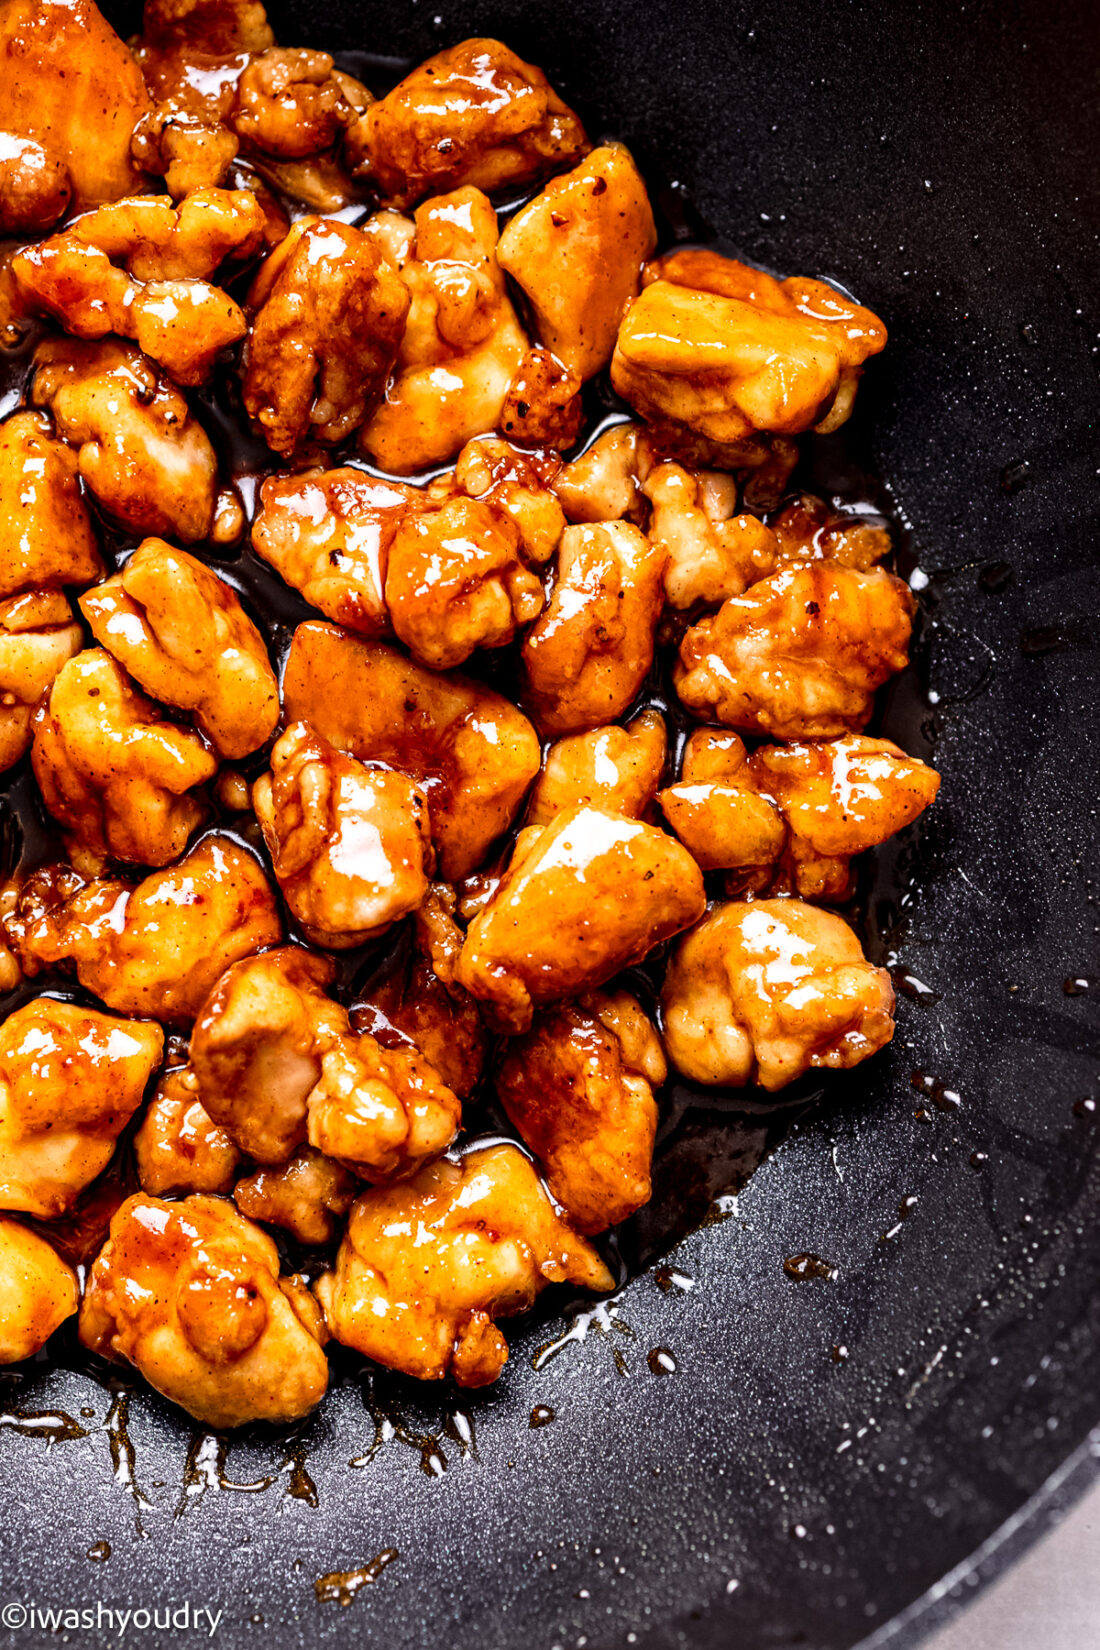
[657,728,785,887]
[253,722,433,948]
[233,48,355,158]
[522,522,667,736]
[674,564,915,738]
[643,460,780,608]
[0,997,162,1219]
[242,218,409,457]
[457,805,706,1032]
[0,0,151,212]
[31,338,222,544]
[316,1143,612,1386]
[283,622,540,880]
[525,709,667,825]
[499,347,584,449]
[359,188,528,473]
[0,133,70,235]
[445,436,565,564]
[345,38,588,207]
[234,1146,357,1245]
[770,492,891,572]
[307,1033,460,1183]
[0,413,103,598]
[497,989,665,1234]
[662,899,895,1090]
[33,649,216,871]
[81,540,278,759]
[0,1218,78,1362]
[138,0,275,59]
[498,145,656,379]
[4,836,282,1024]
[0,589,83,775]
[133,1066,240,1196]
[79,1193,329,1428]
[552,423,644,524]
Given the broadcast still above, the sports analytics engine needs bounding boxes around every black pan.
[2,1,1098,1646]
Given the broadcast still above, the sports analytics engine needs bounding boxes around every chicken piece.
[359,188,528,474]
[346,38,588,208]
[0,413,103,599]
[33,650,216,871]
[81,540,278,760]
[234,1146,357,1245]
[233,47,355,157]
[0,0,151,212]
[4,836,282,1025]
[770,493,892,572]
[457,805,706,1033]
[526,708,667,826]
[0,1219,79,1361]
[552,423,645,524]
[674,564,915,739]
[316,1143,612,1386]
[499,348,584,449]
[137,0,274,61]
[662,898,895,1090]
[0,997,162,1219]
[445,436,565,565]
[0,589,83,775]
[131,105,241,200]
[522,521,667,737]
[496,989,664,1235]
[133,1066,240,1197]
[79,1193,329,1428]
[242,219,409,458]
[657,728,786,887]
[31,338,222,544]
[283,622,540,880]
[0,133,70,235]
[47,188,265,280]
[643,460,780,608]
[253,722,433,949]
[307,1033,460,1184]
[252,469,421,636]
[498,145,656,379]
[749,734,941,900]
[385,495,543,670]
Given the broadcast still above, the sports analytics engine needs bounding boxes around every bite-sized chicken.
[769,493,892,572]
[498,145,656,379]
[552,423,645,525]
[0,0,151,212]
[3,836,282,1024]
[499,347,584,449]
[674,564,915,739]
[137,0,275,60]
[234,1146,357,1245]
[133,1066,241,1196]
[521,521,667,737]
[233,47,356,158]
[79,1192,329,1428]
[457,805,706,1033]
[440,437,565,565]
[358,188,528,474]
[306,1032,460,1184]
[316,1142,612,1386]
[81,540,278,760]
[0,133,71,235]
[253,722,433,948]
[643,460,780,608]
[283,622,540,880]
[525,708,667,826]
[345,38,588,208]
[33,649,216,871]
[0,997,162,1219]
[657,728,786,887]
[496,989,665,1234]
[0,413,103,599]
[0,589,83,775]
[0,1218,79,1362]
[242,219,409,459]
[31,338,224,544]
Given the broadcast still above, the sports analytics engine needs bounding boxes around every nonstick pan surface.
[1,1,1098,1646]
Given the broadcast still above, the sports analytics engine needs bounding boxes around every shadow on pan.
[1,1,1099,1647]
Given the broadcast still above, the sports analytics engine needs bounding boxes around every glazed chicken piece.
[0,590,83,775]
[133,1066,240,1197]
[233,48,357,158]
[661,898,895,1091]
[521,522,667,737]
[31,338,224,545]
[79,1193,329,1428]
[498,347,584,449]
[253,722,433,949]
[552,424,645,525]
[0,134,71,235]
[457,804,706,1033]
[442,437,566,565]
[498,145,657,379]
[657,728,785,888]
[358,188,528,473]
[674,564,915,739]
[769,493,892,572]
[496,989,665,1234]
[307,1032,460,1184]
[81,540,278,760]
[345,38,588,208]
[0,413,103,598]
[643,461,780,608]
[525,708,667,825]
[0,0,151,212]
[234,1146,357,1245]
[0,1218,78,1362]
[137,0,275,59]
[242,218,409,458]
[33,649,217,871]
[3,836,282,1024]
[316,1143,613,1387]
[283,622,540,880]
[0,997,162,1219]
